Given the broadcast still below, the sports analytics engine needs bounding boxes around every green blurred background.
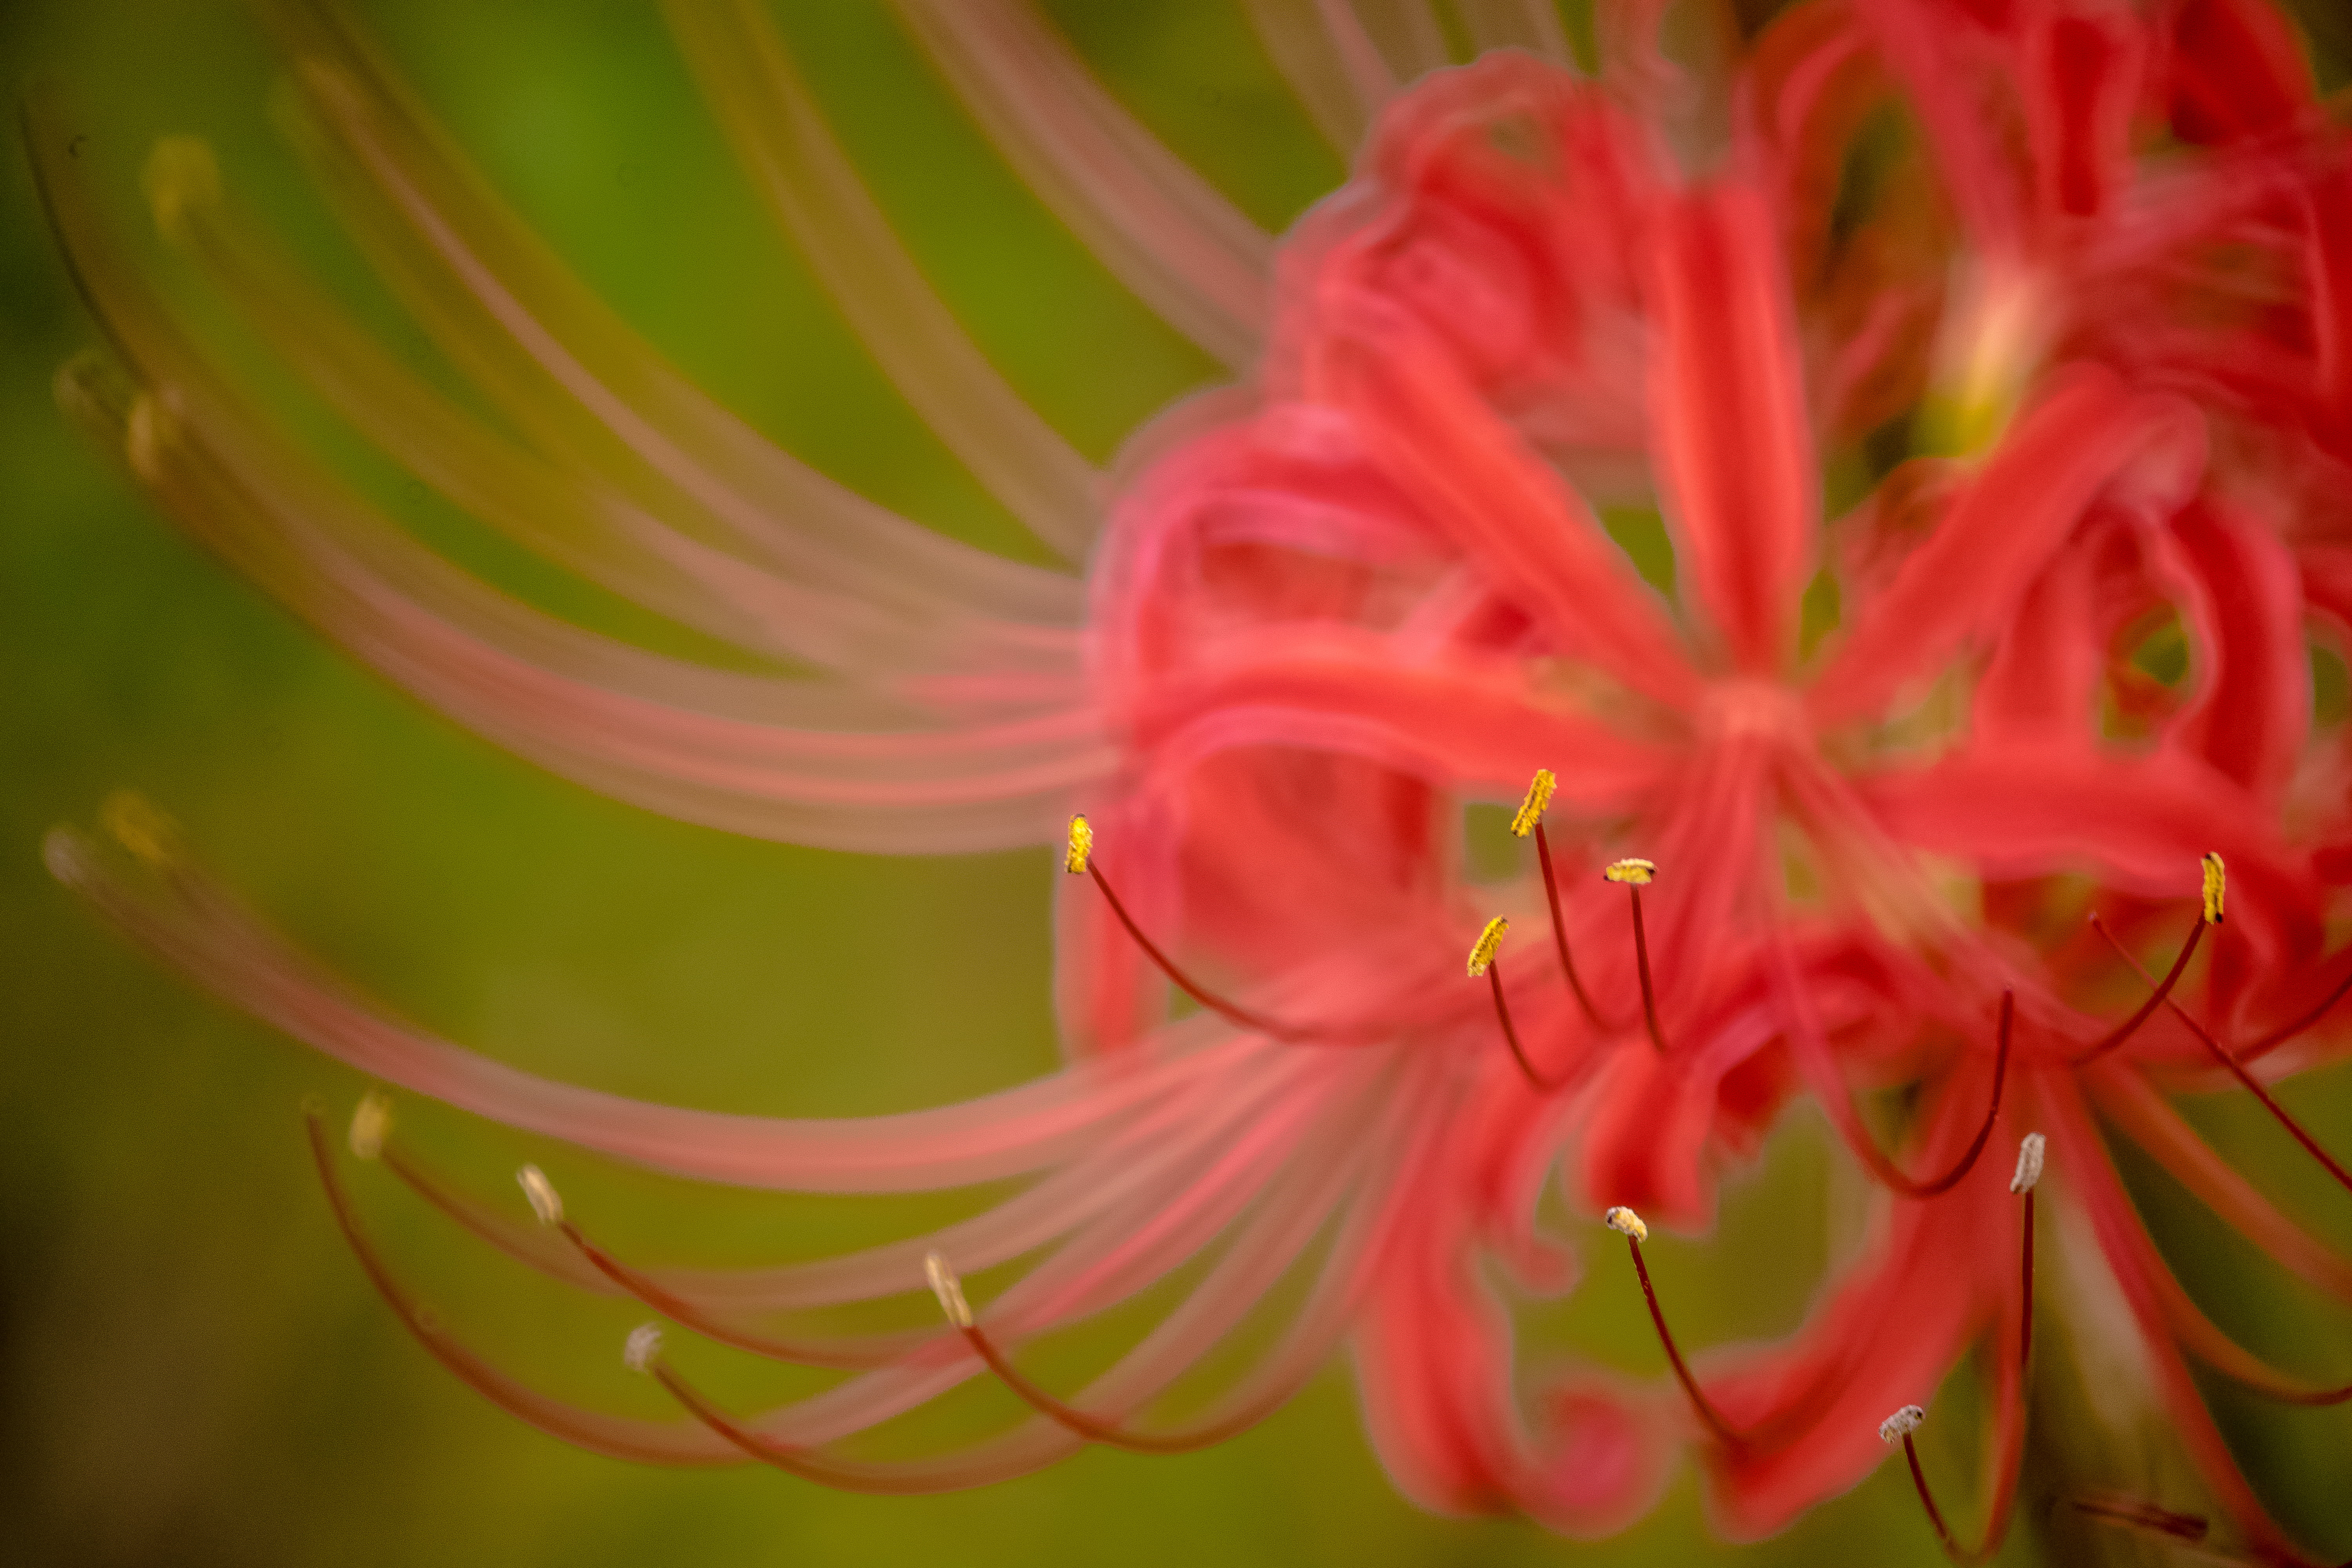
[2,3,2347,1564]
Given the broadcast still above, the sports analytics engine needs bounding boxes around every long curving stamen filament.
[2092,921,2352,1196]
[1604,1206,1743,1448]
[556,1203,926,1369]
[1515,780,1609,1029]
[1067,815,1361,1044]
[1470,918,1570,1090]
[1883,1133,2042,1566]
[302,1103,726,1466]
[920,1251,1262,1454]
[1604,859,1670,1054]
[1845,993,2018,1200]
[642,1354,950,1494]
[2067,1495,2210,1545]
[2071,912,2208,1065]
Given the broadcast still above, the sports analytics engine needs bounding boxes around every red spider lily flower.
[31,0,2352,1557]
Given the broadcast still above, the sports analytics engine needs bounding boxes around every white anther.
[1878,1404,1926,1443]
[623,1322,662,1374]
[347,1091,391,1161]
[517,1164,563,1227]
[1603,1205,1649,1243]
[2009,1132,2047,1195]
[925,1250,974,1329]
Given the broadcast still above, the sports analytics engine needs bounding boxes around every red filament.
[948,1318,1269,1454]
[1486,954,1571,1090]
[1625,882,1670,1055]
[2093,924,2352,1196]
[1894,1171,2037,1566]
[1849,993,2017,1200]
[1532,823,1609,1031]
[2071,913,2206,1066]
[1086,860,1363,1044]
[1619,1230,1743,1448]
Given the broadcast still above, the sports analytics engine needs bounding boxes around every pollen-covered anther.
[142,135,222,243]
[2009,1132,2046,1194]
[1064,814,1093,876]
[123,392,180,485]
[1878,1403,1926,1443]
[622,1321,663,1374]
[347,1092,392,1162]
[517,1164,564,1227]
[2201,852,2225,925]
[1466,917,1509,978]
[925,1250,974,1330]
[1510,769,1557,838]
[99,789,180,870]
[1603,1205,1648,1243]
[1604,858,1657,886]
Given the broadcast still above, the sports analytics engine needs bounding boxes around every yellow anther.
[100,789,180,869]
[1878,1404,1927,1443]
[925,1250,974,1329]
[1510,769,1557,838]
[517,1165,563,1227]
[1604,858,1657,886]
[142,135,222,243]
[623,1322,663,1374]
[2009,1132,2046,1195]
[125,392,177,483]
[1064,814,1093,876]
[1603,1205,1649,1243]
[2201,852,2225,926]
[348,1092,392,1162]
[1466,917,1509,978]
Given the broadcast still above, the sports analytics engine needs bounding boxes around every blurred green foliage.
[1,4,2345,1566]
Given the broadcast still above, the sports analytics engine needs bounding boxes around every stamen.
[647,1357,922,1492]
[1851,993,2017,1199]
[2014,1135,2040,1377]
[2009,1132,2045,1195]
[1886,1410,1976,1563]
[1529,815,1608,1030]
[300,1106,717,1465]
[2076,852,2224,1067]
[1479,941,1568,1091]
[1882,1140,2040,1566]
[916,1251,1247,1455]
[1515,771,1609,1029]
[1604,859,1670,1054]
[2093,922,2352,1196]
[2067,1495,2209,1544]
[556,1210,913,1369]
[1605,1205,1742,1448]
[517,1164,564,1227]
[924,1250,974,1329]
[1073,817,1352,1043]
[2241,961,2352,1065]
[2071,912,2207,1065]
[99,789,181,870]
[348,1091,391,1162]
[1509,769,1557,838]
[1466,917,1508,977]
[623,1322,664,1374]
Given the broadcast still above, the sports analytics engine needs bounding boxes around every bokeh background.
[3,3,2349,1564]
